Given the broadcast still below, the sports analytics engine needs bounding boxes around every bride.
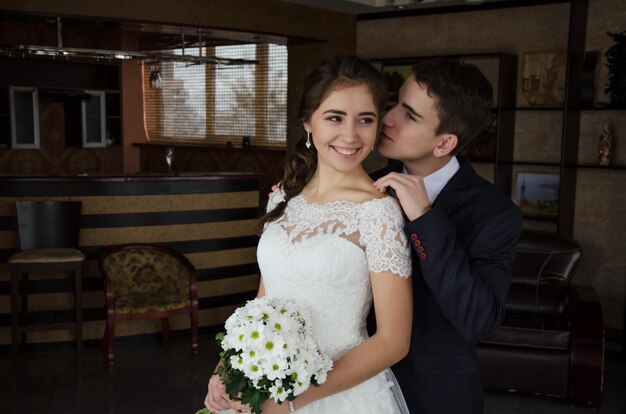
[204,55,412,414]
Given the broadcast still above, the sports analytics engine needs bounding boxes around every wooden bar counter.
[0,173,262,350]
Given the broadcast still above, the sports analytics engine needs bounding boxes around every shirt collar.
[403,156,460,203]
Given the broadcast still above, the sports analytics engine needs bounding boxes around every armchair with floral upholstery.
[98,243,199,369]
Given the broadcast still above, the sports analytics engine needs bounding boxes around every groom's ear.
[433,134,458,157]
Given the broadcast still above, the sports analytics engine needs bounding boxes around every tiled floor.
[1,333,624,414]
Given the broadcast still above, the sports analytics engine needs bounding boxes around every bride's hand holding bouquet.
[199,297,333,414]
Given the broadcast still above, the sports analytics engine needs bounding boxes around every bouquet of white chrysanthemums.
[196,297,333,414]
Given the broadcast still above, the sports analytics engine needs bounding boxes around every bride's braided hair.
[258,55,387,230]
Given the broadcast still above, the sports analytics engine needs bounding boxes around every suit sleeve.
[405,203,523,344]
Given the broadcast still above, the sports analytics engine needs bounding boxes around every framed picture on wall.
[380,63,413,107]
[518,50,567,107]
[512,171,560,217]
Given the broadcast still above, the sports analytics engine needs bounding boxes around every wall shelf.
[580,106,626,111]
[513,107,565,111]
[574,164,626,170]
[505,161,562,167]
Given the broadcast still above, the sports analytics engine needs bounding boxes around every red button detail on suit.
[410,233,418,241]
[417,245,425,253]
[414,239,422,247]
[419,252,428,260]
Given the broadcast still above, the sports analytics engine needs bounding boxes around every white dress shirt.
[403,156,460,204]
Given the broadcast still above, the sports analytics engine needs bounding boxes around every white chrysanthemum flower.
[262,356,288,381]
[291,379,308,397]
[242,322,266,348]
[218,297,333,407]
[314,368,329,385]
[243,359,265,381]
[288,359,311,390]
[239,349,261,366]
[230,354,245,371]
[268,380,289,402]
[222,325,247,351]
[262,332,287,359]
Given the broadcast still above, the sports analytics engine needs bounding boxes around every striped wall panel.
[0,174,262,348]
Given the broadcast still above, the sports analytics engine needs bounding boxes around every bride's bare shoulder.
[341,186,386,204]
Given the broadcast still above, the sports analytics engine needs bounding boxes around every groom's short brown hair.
[411,58,493,150]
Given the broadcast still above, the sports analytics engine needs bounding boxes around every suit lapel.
[432,157,475,215]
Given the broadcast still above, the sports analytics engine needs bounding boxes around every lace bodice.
[257,190,411,360]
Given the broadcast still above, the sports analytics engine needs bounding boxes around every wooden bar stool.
[8,201,84,353]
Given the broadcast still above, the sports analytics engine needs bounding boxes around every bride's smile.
[303,83,378,174]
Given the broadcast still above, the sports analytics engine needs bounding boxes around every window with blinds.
[143,43,287,147]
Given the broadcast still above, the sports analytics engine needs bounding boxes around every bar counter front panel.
[0,174,262,349]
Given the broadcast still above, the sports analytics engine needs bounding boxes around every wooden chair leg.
[161,318,170,344]
[191,306,199,355]
[104,317,115,369]
[19,272,28,347]
[73,264,83,350]
[10,267,20,354]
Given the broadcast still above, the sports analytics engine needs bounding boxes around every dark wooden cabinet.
[105,91,121,145]
[8,87,40,149]
[65,90,107,148]
[0,56,122,149]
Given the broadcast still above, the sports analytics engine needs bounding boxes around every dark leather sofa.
[477,229,604,406]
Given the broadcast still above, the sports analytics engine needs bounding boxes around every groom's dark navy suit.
[372,157,522,414]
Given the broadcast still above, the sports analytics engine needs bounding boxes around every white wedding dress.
[257,190,412,414]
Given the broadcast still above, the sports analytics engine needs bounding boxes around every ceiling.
[0,0,524,63]
[277,0,519,16]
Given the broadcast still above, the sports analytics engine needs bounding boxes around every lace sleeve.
[360,197,412,278]
[266,188,286,213]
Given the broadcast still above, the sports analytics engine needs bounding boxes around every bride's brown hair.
[258,55,388,230]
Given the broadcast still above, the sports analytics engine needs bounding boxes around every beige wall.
[358,0,626,331]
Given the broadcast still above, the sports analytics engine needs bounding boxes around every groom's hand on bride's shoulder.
[373,172,431,221]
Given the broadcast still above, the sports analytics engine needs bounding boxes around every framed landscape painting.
[513,171,560,217]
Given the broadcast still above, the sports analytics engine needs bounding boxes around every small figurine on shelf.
[165,147,174,172]
[598,124,612,166]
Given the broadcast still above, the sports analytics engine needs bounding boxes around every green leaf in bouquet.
[225,369,247,397]
[240,387,270,414]
[193,408,212,414]
[220,348,237,360]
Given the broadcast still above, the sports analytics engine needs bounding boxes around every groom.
[372,58,523,413]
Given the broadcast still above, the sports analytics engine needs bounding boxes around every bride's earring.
[305,130,312,149]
